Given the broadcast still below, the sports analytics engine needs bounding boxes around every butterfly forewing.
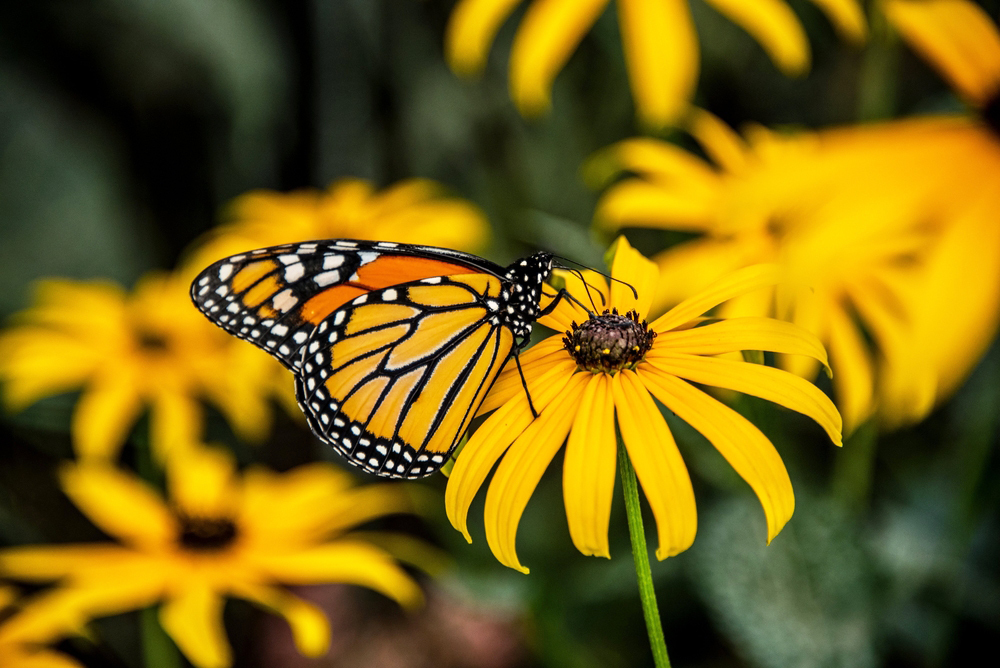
[294,273,515,478]
[190,240,504,370]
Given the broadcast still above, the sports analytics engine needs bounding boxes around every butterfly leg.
[537,287,594,318]
[513,349,540,418]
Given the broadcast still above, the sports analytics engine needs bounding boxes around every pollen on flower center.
[176,513,239,551]
[563,308,656,374]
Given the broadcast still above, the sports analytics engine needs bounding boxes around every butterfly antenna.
[552,254,639,303]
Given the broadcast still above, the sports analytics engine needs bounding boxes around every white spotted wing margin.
[189,239,509,371]
[293,274,516,479]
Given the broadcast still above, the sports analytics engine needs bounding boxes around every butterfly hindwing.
[190,240,506,370]
[294,272,515,478]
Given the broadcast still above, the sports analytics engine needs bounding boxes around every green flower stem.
[141,605,180,668]
[618,436,671,668]
[831,421,878,512]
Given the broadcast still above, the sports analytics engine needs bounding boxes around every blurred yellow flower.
[0,272,275,461]
[446,0,866,127]
[883,0,1000,108]
[0,585,81,668]
[591,110,1000,431]
[446,238,841,573]
[0,446,423,668]
[185,178,490,273]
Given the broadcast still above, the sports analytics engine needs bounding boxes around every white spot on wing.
[314,270,341,287]
[218,264,233,280]
[273,289,298,312]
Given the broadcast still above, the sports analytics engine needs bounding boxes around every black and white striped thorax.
[500,251,554,345]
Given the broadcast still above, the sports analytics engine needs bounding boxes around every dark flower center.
[563,308,656,373]
[983,89,1000,137]
[136,329,170,352]
[177,513,238,552]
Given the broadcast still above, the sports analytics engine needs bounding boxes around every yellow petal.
[446,359,579,541]
[807,0,867,41]
[649,237,766,313]
[0,545,137,581]
[652,264,780,333]
[884,0,1000,105]
[826,305,875,433]
[617,0,699,127]
[60,464,176,549]
[166,446,238,519]
[247,541,422,609]
[509,0,610,115]
[702,0,810,74]
[230,583,331,658]
[652,317,831,373]
[71,370,144,461]
[484,372,588,572]
[685,108,750,173]
[584,138,720,192]
[159,584,230,668]
[647,352,842,445]
[149,391,203,462]
[612,371,697,559]
[563,374,616,558]
[608,236,660,319]
[638,364,794,543]
[595,179,718,233]
[445,0,524,75]
[0,331,98,411]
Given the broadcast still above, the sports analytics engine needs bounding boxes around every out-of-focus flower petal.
[230,582,331,658]
[70,369,144,461]
[484,372,588,572]
[808,0,867,41]
[509,0,609,115]
[563,374,616,558]
[160,584,230,668]
[702,0,810,74]
[60,464,175,550]
[640,365,795,542]
[167,447,238,519]
[617,0,699,126]
[246,542,423,609]
[446,0,525,75]
[884,0,1000,106]
[613,370,697,559]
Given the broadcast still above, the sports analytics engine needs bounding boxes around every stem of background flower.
[618,436,671,668]
[856,6,899,121]
[831,421,878,513]
[142,606,180,668]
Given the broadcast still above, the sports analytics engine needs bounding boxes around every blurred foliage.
[1,1,998,667]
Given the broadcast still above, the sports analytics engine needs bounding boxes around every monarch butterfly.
[190,239,560,478]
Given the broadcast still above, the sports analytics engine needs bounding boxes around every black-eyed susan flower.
[446,237,841,573]
[0,585,81,668]
[185,177,490,272]
[0,445,424,668]
[446,0,866,127]
[0,272,275,461]
[589,1,1000,432]
[591,109,1000,431]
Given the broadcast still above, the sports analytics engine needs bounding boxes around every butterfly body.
[191,240,553,478]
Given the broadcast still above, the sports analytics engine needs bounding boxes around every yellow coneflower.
[0,445,424,668]
[446,0,866,127]
[447,237,841,573]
